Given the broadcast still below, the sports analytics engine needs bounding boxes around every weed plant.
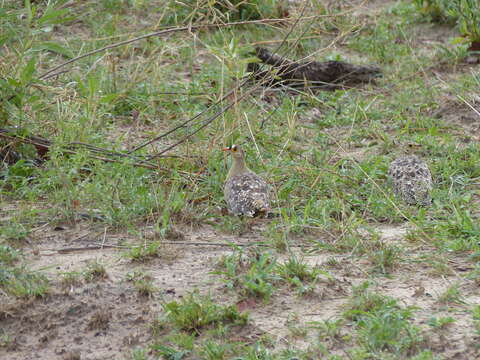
[344,283,425,357]
[413,0,480,49]
[160,292,248,334]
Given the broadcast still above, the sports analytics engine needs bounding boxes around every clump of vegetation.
[369,242,403,274]
[213,0,287,21]
[412,0,452,23]
[413,0,480,51]
[82,260,108,282]
[214,250,280,301]
[344,282,400,321]
[344,282,425,357]
[466,262,480,285]
[0,266,49,298]
[473,305,480,335]
[0,243,48,298]
[447,0,480,51]
[0,244,19,265]
[311,318,344,342]
[160,292,248,334]
[277,256,332,295]
[166,0,288,24]
[123,241,162,262]
[427,316,455,330]
[214,251,332,299]
[436,283,465,305]
[126,270,158,297]
[0,223,30,242]
[59,271,83,292]
[406,197,480,253]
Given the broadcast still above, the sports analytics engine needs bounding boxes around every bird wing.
[388,156,432,205]
[224,172,270,216]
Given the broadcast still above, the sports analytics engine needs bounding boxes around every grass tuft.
[214,250,280,301]
[82,260,108,282]
[161,292,248,335]
[0,266,49,298]
[436,283,465,305]
[344,283,425,356]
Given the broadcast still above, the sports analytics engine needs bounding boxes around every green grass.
[0,244,19,264]
[0,242,48,298]
[369,242,403,274]
[344,283,425,357]
[123,240,162,262]
[413,0,480,47]
[0,222,31,242]
[0,266,49,298]
[59,270,83,291]
[436,283,465,305]
[473,305,480,335]
[158,292,248,335]
[311,318,344,342]
[82,259,108,282]
[125,270,158,297]
[213,250,280,301]
[1,0,480,357]
[276,256,332,295]
[427,316,455,330]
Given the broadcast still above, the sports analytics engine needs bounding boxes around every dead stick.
[54,245,121,253]
[159,241,313,248]
[49,241,312,253]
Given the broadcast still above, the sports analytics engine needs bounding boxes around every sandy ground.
[1,219,478,359]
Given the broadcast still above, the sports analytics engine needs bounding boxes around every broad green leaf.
[20,58,36,85]
[100,94,119,104]
[24,0,35,25]
[7,77,21,87]
[38,9,73,26]
[451,36,469,45]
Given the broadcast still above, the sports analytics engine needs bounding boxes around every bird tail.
[252,199,269,217]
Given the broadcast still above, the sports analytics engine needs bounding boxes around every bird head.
[222,144,244,159]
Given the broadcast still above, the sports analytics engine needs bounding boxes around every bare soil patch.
[2,221,478,359]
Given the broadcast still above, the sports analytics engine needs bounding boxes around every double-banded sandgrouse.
[223,145,270,217]
[388,155,433,206]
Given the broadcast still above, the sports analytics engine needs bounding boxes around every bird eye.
[232,145,237,152]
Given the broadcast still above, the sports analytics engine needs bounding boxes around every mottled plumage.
[388,155,433,206]
[223,145,270,217]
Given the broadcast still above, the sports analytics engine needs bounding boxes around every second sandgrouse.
[388,155,433,206]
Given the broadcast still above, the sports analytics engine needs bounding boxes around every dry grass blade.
[38,17,318,81]
[131,2,311,157]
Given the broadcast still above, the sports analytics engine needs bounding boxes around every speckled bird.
[223,144,270,217]
[388,155,433,206]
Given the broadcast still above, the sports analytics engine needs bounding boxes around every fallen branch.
[47,241,312,254]
[250,47,382,89]
[0,128,164,171]
[55,245,121,253]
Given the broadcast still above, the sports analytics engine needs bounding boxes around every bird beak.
[222,147,230,152]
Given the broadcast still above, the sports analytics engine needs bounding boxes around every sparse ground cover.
[1,0,479,359]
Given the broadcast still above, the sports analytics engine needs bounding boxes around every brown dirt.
[1,220,478,359]
[431,95,480,142]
